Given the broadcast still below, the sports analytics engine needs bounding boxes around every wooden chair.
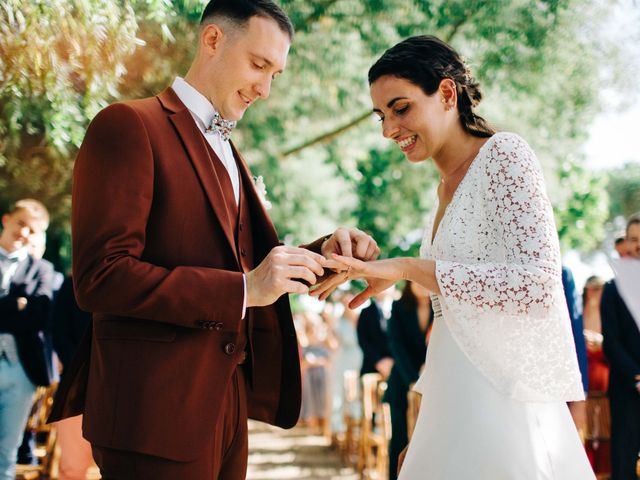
[339,369,361,465]
[358,373,392,479]
[16,384,60,480]
[406,386,422,441]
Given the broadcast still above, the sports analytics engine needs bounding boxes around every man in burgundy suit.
[49,1,378,478]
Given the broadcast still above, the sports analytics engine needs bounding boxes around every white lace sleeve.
[435,134,561,318]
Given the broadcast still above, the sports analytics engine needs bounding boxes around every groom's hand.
[246,246,327,307]
[321,227,380,262]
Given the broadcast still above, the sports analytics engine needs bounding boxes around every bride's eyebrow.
[372,97,410,114]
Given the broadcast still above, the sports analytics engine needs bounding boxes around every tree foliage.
[0,0,635,270]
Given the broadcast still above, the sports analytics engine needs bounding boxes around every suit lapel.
[231,143,280,249]
[159,88,238,259]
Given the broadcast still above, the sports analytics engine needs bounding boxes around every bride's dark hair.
[368,35,495,138]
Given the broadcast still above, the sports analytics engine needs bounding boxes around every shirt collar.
[171,77,220,131]
[0,246,28,262]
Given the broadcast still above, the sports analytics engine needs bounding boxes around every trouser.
[93,366,249,480]
[609,391,640,480]
[0,358,36,480]
[57,414,95,480]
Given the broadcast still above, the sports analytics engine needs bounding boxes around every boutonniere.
[253,175,273,210]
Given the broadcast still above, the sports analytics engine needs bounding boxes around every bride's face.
[370,75,450,163]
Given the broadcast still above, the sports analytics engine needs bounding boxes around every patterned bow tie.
[205,112,236,141]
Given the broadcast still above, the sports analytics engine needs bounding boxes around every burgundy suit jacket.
[50,88,322,461]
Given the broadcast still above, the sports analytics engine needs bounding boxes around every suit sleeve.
[601,281,640,386]
[0,260,54,334]
[72,103,244,329]
[387,302,420,386]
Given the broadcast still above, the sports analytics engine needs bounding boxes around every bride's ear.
[438,78,457,111]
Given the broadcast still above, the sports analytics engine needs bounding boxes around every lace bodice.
[420,132,584,402]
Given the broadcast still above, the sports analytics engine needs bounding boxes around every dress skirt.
[398,314,595,480]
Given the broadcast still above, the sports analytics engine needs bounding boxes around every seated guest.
[0,199,54,480]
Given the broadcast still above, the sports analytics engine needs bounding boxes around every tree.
[1,0,636,270]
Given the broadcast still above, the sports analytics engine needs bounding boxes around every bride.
[314,35,595,479]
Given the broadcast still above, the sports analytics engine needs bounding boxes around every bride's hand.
[310,254,398,306]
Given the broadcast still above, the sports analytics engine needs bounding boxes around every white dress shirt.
[172,77,247,318]
[172,77,240,204]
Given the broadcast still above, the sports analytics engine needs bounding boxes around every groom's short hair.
[200,0,294,40]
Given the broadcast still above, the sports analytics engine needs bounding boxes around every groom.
[50,1,378,478]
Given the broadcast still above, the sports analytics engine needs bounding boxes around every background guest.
[583,276,608,393]
[299,313,336,434]
[582,275,610,474]
[356,289,395,379]
[329,291,363,435]
[16,230,61,465]
[0,199,54,480]
[601,213,640,480]
[384,282,431,480]
[614,236,629,259]
[563,265,589,438]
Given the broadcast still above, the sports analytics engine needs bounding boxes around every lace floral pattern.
[420,132,584,402]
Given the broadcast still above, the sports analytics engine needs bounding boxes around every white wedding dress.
[398,133,595,479]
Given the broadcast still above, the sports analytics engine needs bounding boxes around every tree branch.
[281,110,372,158]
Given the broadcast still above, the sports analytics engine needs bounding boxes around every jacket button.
[240,248,246,257]
[214,322,224,331]
[224,343,236,355]
[239,222,244,232]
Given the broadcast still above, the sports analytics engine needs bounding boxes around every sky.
[584,101,640,170]
[583,0,640,171]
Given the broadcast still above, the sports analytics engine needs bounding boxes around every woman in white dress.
[314,35,595,479]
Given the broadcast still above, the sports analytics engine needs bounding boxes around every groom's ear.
[200,23,224,55]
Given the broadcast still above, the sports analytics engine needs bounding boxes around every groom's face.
[205,16,290,121]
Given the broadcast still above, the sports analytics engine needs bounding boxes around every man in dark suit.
[49,1,378,479]
[601,213,640,480]
[357,292,394,378]
[0,199,54,480]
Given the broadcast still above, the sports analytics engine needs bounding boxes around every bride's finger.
[310,274,344,298]
[349,286,374,309]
